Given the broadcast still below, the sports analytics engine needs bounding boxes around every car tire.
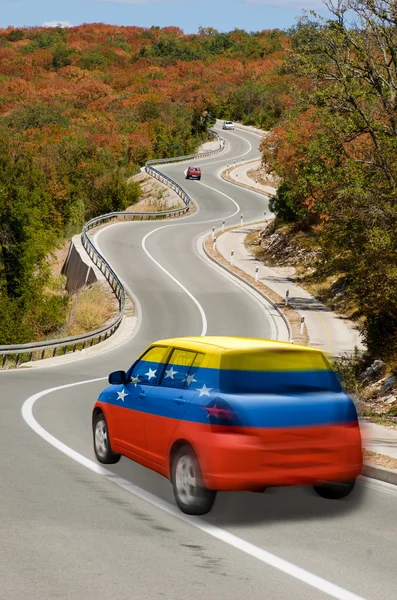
[313,479,356,500]
[198,177,201,181]
[93,412,121,464]
[171,445,216,515]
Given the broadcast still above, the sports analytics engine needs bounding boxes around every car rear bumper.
[197,425,363,491]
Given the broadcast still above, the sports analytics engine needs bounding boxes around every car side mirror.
[109,370,126,385]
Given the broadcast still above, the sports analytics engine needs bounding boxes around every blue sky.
[2,0,331,34]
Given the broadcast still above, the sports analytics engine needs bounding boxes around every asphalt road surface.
[1,125,396,600]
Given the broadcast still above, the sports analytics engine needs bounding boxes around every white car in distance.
[222,121,234,130]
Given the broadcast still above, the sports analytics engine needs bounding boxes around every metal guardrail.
[0,129,226,369]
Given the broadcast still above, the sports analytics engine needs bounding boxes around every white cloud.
[41,21,73,28]
[245,0,325,7]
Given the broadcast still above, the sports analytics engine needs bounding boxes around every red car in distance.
[186,166,201,180]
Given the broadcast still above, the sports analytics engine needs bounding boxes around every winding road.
[1,125,396,600]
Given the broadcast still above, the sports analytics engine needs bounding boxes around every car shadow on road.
[204,483,367,527]
[110,459,367,528]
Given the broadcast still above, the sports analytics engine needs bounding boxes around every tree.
[268,0,397,358]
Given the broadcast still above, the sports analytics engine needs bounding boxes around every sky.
[2,0,332,34]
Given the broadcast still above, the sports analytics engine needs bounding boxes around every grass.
[128,170,186,213]
[62,282,118,337]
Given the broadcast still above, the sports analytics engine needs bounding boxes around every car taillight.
[205,399,242,433]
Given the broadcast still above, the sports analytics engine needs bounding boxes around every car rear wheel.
[171,445,216,515]
[93,412,121,464]
[313,479,356,500]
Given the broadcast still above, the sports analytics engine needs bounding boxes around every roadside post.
[300,316,305,336]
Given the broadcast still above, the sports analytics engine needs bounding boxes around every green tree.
[269,0,397,359]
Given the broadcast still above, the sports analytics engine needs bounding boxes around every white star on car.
[165,367,178,379]
[197,384,212,397]
[145,368,157,381]
[117,389,128,402]
[184,373,197,386]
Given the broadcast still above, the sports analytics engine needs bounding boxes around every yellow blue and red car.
[92,336,363,515]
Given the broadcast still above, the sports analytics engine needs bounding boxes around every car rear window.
[219,350,342,394]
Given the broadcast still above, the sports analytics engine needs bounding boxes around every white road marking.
[195,232,282,342]
[22,378,368,600]
[141,226,208,336]
[94,180,243,338]
[141,179,248,336]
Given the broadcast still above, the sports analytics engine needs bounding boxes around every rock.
[360,360,386,379]
[380,375,397,394]
[384,395,397,406]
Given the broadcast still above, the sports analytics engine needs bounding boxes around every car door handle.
[139,391,146,398]
[174,397,185,405]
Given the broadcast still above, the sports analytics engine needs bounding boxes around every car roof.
[189,166,201,170]
[151,336,321,354]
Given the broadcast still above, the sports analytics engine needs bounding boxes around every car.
[186,166,201,180]
[92,336,363,515]
[222,121,234,130]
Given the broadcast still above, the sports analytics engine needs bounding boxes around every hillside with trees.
[0,24,290,345]
[261,0,397,364]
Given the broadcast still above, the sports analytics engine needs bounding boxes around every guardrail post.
[285,289,290,306]
[213,236,217,251]
[240,214,244,226]
[212,226,215,240]
[222,220,225,232]
[300,317,305,336]
[255,266,259,282]
[231,250,234,266]
[2,355,6,369]
[52,348,56,357]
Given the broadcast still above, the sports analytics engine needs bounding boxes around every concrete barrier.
[62,234,104,294]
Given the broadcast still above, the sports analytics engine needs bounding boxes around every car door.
[115,345,169,457]
[143,348,205,467]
